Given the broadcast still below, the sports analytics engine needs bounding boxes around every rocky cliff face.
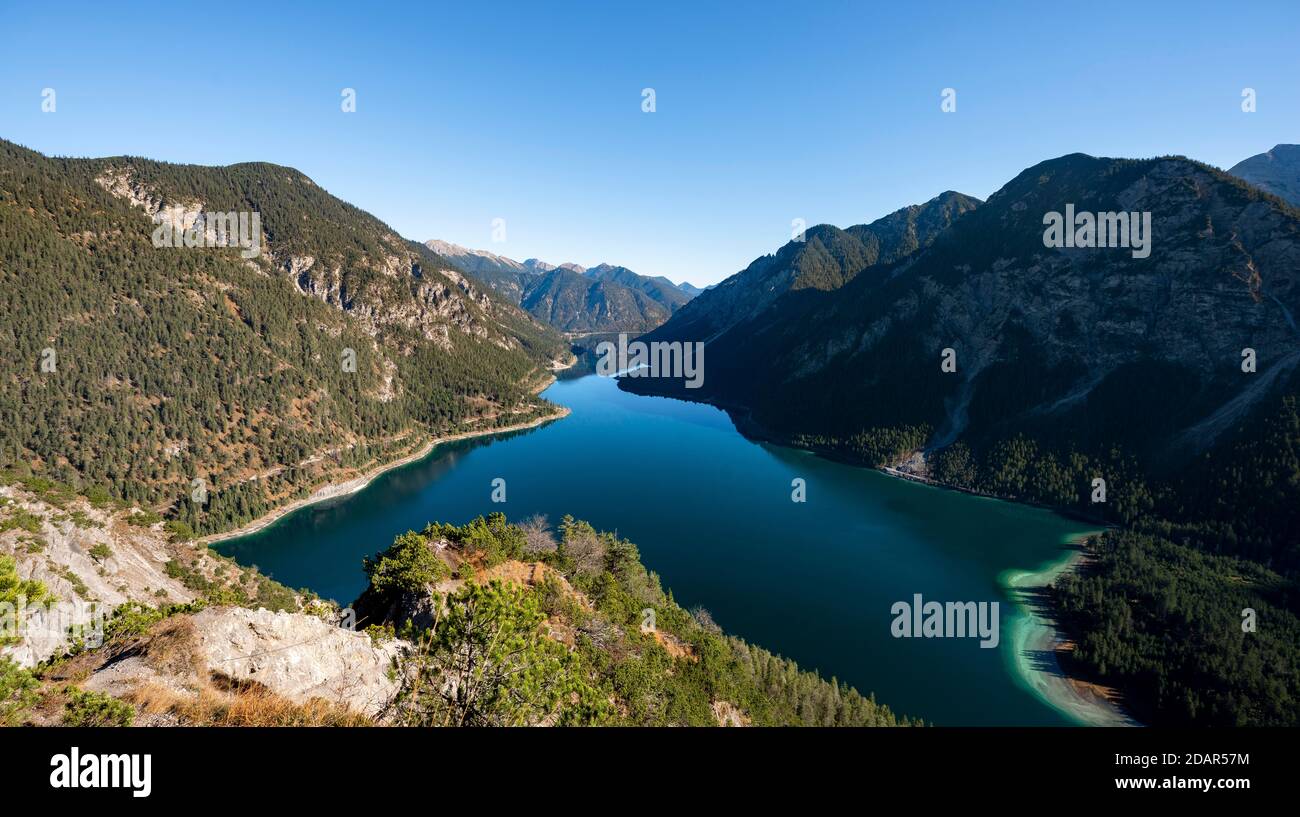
[0,478,307,667]
[185,606,403,716]
[2,490,186,667]
[1,476,405,721]
[630,155,1300,469]
[1230,144,1300,208]
[77,606,407,721]
[97,165,556,359]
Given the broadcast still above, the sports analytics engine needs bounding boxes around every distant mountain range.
[426,239,697,333]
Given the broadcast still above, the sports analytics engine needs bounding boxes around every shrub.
[126,509,162,527]
[62,687,135,726]
[163,520,196,542]
[0,658,41,726]
[363,531,449,595]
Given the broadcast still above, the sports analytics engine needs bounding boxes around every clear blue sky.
[2,0,1296,285]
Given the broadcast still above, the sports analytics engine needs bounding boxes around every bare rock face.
[82,607,407,720]
[188,607,404,717]
[0,485,198,668]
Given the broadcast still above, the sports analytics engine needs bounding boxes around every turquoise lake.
[215,372,1089,725]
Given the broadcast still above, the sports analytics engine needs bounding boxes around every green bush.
[363,531,449,595]
[62,687,135,727]
[0,658,41,726]
[425,513,523,568]
[0,556,50,644]
[126,510,163,527]
[163,520,196,542]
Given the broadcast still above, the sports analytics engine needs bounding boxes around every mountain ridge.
[426,239,697,333]
[1229,143,1300,208]
[644,190,982,347]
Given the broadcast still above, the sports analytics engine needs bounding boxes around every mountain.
[424,241,695,333]
[632,153,1300,514]
[649,191,981,346]
[424,239,536,301]
[1229,144,1300,207]
[520,267,675,333]
[0,139,566,535]
[584,263,693,312]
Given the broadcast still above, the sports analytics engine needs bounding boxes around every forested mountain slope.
[583,263,692,311]
[645,190,980,347]
[635,155,1300,483]
[519,267,677,333]
[0,139,566,535]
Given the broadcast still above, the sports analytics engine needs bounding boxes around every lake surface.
[216,373,1090,725]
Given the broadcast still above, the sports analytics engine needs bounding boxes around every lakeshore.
[875,466,1134,725]
[1002,542,1140,727]
[201,406,570,547]
[201,361,574,546]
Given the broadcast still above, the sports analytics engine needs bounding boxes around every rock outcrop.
[81,607,407,720]
[1,484,199,667]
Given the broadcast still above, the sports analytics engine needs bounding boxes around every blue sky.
[2,0,1297,285]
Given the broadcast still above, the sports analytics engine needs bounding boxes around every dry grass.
[141,616,204,677]
[127,674,373,727]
